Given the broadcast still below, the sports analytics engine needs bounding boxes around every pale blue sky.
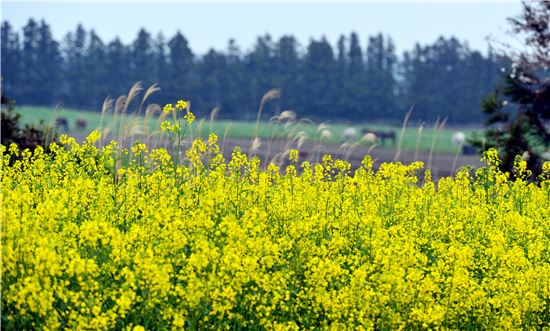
[2,1,522,55]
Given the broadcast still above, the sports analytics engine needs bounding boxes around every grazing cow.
[342,127,358,142]
[55,117,69,132]
[76,118,87,131]
[452,131,466,146]
[361,128,396,146]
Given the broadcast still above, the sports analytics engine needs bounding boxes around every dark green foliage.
[165,31,195,107]
[85,30,110,110]
[471,0,550,176]
[365,34,397,120]
[1,94,20,145]
[1,19,504,123]
[3,19,62,105]
[1,93,54,150]
[401,37,501,123]
[63,24,88,107]
[1,22,21,100]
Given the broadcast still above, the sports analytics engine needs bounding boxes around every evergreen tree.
[344,32,365,119]
[401,37,493,122]
[336,35,347,74]
[166,31,195,103]
[19,19,40,104]
[0,18,509,123]
[223,38,246,118]
[198,49,226,111]
[365,34,397,120]
[85,30,109,109]
[1,22,21,100]
[154,32,168,90]
[36,20,62,105]
[334,35,348,116]
[275,35,301,111]
[63,24,88,107]
[304,37,335,119]
[473,0,550,176]
[246,34,277,117]
[348,32,363,75]
[131,28,155,87]
[105,37,131,98]
[18,19,61,105]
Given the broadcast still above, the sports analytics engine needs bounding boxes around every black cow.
[76,118,87,131]
[361,128,396,146]
[55,117,69,132]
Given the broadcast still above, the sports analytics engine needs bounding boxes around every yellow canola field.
[2,134,550,330]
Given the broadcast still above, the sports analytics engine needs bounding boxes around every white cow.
[342,127,358,142]
[452,131,465,146]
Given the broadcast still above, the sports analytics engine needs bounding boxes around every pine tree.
[166,32,195,103]
[154,32,168,90]
[365,34,397,120]
[63,24,88,107]
[223,39,246,118]
[36,20,62,105]
[246,34,277,118]
[1,18,511,123]
[344,32,365,119]
[198,49,226,111]
[275,35,301,112]
[85,30,109,109]
[20,19,40,104]
[1,22,21,100]
[304,37,335,119]
[105,37,131,98]
[472,1,550,176]
[131,28,155,88]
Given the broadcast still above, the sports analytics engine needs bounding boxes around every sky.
[2,1,523,56]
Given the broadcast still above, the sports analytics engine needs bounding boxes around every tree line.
[1,19,506,123]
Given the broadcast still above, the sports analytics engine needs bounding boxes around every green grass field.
[13,105,481,153]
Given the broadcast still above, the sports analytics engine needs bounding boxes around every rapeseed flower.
[86,130,101,144]
[176,99,188,111]
[184,111,195,124]
[289,149,299,163]
[131,142,146,155]
[160,121,180,133]
[1,136,549,330]
[163,103,174,114]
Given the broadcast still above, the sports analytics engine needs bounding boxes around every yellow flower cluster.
[160,120,180,133]
[176,100,188,111]
[183,111,195,124]
[163,103,174,114]
[132,142,147,155]
[2,138,550,329]
[164,100,188,114]
[289,149,299,163]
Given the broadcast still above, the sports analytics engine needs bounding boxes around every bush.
[1,93,54,151]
